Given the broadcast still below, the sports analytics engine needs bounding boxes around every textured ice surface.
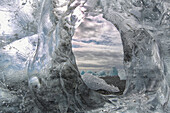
[99,0,170,112]
[0,0,170,113]
[0,0,41,47]
[0,34,37,86]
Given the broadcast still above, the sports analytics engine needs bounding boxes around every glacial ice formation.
[109,67,118,76]
[0,0,170,113]
[81,73,119,93]
[0,0,41,47]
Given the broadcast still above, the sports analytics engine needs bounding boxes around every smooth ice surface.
[81,73,119,92]
[0,0,170,113]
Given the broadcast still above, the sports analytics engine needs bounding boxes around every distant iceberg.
[109,67,118,76]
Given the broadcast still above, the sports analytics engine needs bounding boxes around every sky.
[72,14,124,71]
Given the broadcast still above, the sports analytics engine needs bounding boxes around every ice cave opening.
[0,0,170,113]
[72,14,126,95]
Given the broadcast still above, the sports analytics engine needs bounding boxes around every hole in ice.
[29,76,41,89]
[72,14,126,95]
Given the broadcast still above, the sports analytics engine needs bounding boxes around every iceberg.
[80,70,85,75]
[98,71,106,76]
[0,0,170,113]
[109,67,118,76]
[81,73,119,93]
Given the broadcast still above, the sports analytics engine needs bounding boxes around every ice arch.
[0,0,169,113]
[28,0,170,112]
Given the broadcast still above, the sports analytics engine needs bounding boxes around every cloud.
[74,15,119,40]
[73,49,124,71]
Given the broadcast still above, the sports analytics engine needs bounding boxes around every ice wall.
[99,0,170,112]
[0,0,170,113]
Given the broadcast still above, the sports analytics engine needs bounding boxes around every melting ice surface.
[0,0,170,113]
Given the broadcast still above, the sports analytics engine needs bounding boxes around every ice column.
[27,0,105,112]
